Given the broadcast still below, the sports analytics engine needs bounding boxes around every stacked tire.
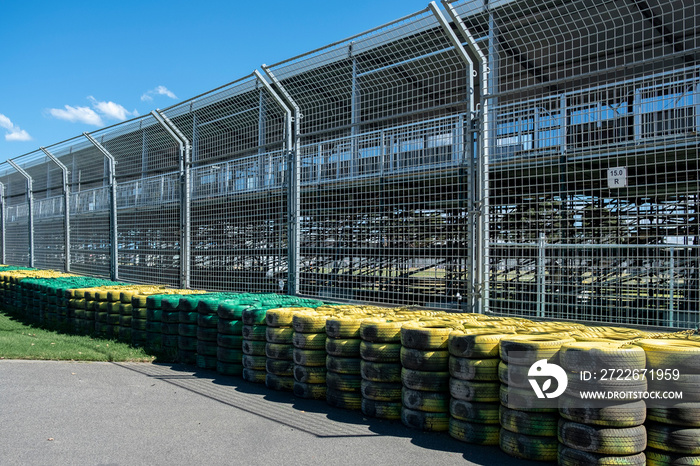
[399,321,454,432]
[265,307,299,392]
[196,296,222,370]
[293,311,332,399]
[102,290,122,339]
[216,299,245,376]
[144,293,167,353]
[498,334,575,462]
[118,299,133,343]
[360,318,407,420]
[241,302,268,383]
[325,314,366,410]
[638,338,700,466]
[448,329,513,446]
[557,341,647,466]
[178,295,206,365]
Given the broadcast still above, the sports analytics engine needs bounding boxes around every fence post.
[7,160,34,268]
[152,110,191,289]
[0,182,5,265]
[669,246,675,327]
[262,65,301,296]
[83,132,119,281]
[40,147,71,273]
[438,1,490,312]
[537,233,546,318]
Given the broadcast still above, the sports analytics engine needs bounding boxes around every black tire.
[242,368,266,383]
[326,337,361,357]
[266,326,294,344]
[558,394,646,427]
[293,381,327,400]
[242,339,267,356]
[449,418,500,445]
[499,428,558,462]
[449,378,499,402]
[326,388,362,410]
[326,356,361,375]
[499,405,558,436]
[401,408,449,432]
[400,347,449,372]
[359,341,401,362]
[647,404,700,427]
[266,358,294,376]
[558,419,647,455]
[293,365,327,384]
[265,343,294,360]
[361,398,401,420]
[360,361,402,383]
[645,448,700,465]
[265,373,294,392]
[326,371,361,392]
[242,325,267,341]
[401,386,449,412]
[557,444,646,466]
[500,384,559,412]
[292,348,327,367]
[216,361,243,376]
[360,379,403,401]
[647,422,700,455]
[292,331,326,350]
[450,356,499,382]
[218,319,243,336]
[241,355,267,371]
[217,347,243,364]
[449,399,500,424]
[217,334,243,349]
[401,368,450,392]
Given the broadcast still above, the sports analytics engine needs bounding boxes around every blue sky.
[0,0,431,163]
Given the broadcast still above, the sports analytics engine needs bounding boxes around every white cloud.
[0,113,32,141]
[141,85,177,102]
[88,96,139,121]
[48,96,139,126]
[48,105,104,126]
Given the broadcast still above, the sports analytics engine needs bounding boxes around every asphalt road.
[0,360,544,465]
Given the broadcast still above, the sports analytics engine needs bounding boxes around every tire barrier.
[6,265,700,464]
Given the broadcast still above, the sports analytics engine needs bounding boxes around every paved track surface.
[0,360,544,465]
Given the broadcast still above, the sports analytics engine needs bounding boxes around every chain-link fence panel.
[90,115,182,286]
[44,137,113,278]
[1,167,30,266]
[266,7,476,308]
[162,73,291,292]
[449,0,700,327]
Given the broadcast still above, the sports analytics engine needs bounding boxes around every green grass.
[0,310,156,362]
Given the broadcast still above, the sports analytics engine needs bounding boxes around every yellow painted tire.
[499,405,558,436]
[400,321,460,350]
[326,337,361,357]
[292,331,327,350]
[292,313,329,334]
[326,316,364,339]
[293,381,327,400]
[449,418,500,445]
[266,326,294,344]
[558,444,646,466]
[359,341,401,362]
[500,428,558,462]
[400,408,449,432]
[265,373,294,392]
[360,319,410,343]
[292,348,327,367]
[558,419,647,455]
[449,378,499,402]
[647,422,700,455]
[361,398,401,420]
[449,399,500,424]
[293,365,327,384]
[360,379,403,401]
[401,386,449,412]
[500,335,575,365]
[400,347,449,372]
[450,356,499,381]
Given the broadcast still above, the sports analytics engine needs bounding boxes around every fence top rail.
[265,7,431,73]
[494,242,700,250]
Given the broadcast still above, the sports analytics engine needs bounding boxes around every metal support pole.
[151,110,191,289]
[0,182,5,264]
[83,132,119,281]
[537,233,546,318]
[440,0,490,313]
[669,246,675,327]
[40,147,71,273]
[261,66,301,296]
[8,160,34,267]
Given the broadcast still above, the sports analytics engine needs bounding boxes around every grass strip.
[0,309,155,362]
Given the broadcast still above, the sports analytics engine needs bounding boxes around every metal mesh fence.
[91,114,182,286]
[450,0,700,327]
[162,73,291,292]
[265,6,476,307]
[0,1,697,328]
